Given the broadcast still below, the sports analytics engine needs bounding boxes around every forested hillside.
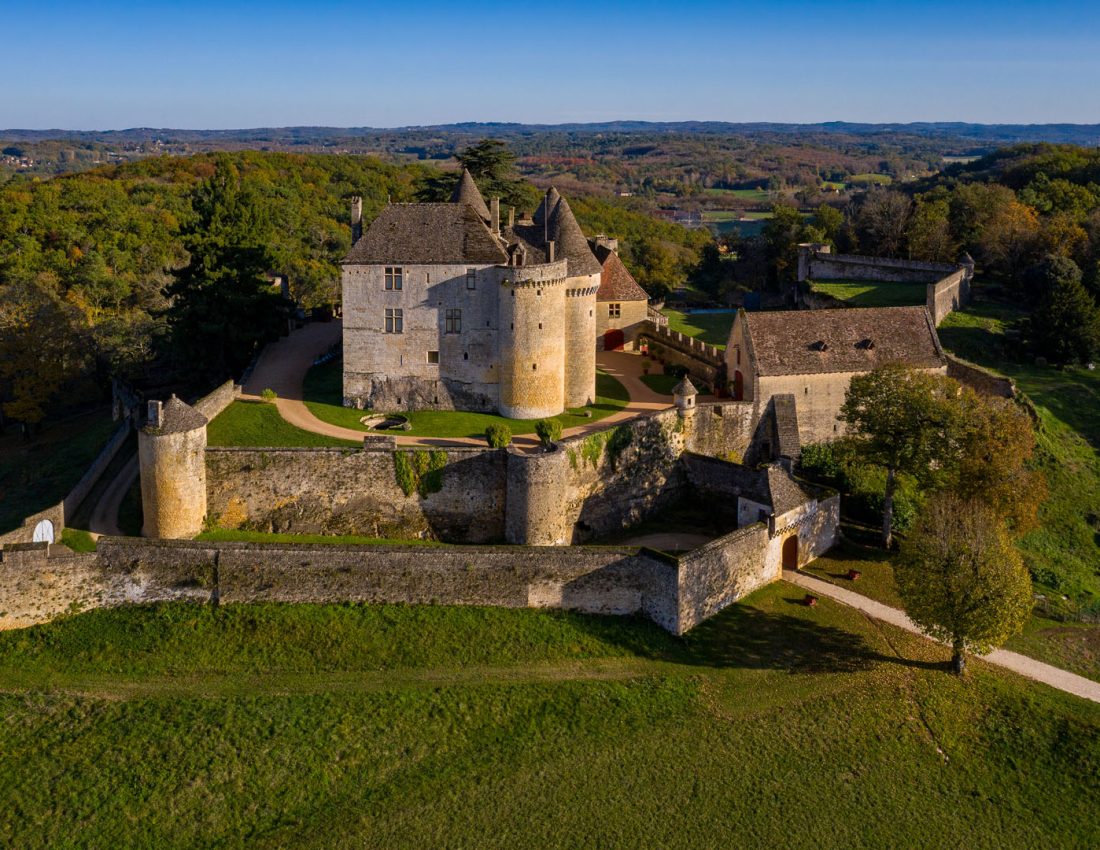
[0,149,704,425]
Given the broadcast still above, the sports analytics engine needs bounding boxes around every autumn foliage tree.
[896,494,1032,675]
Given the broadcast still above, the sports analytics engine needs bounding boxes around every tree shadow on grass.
[671,604,946,674]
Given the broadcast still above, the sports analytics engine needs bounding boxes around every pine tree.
[1028,255,1100,364]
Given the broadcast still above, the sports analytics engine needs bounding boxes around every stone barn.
[591,238,650,351]
[725,306,947,443]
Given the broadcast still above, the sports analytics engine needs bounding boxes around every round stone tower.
[138,396,208,539]
[564,277,599,408]
[497,261,569,419]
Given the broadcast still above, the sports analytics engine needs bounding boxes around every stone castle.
[341,171,643,419]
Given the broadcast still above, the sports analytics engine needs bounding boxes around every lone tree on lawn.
[839,364,960,547]
[896,494,1032,675]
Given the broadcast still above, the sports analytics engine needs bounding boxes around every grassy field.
[702,187,775,204]
[805,539,1100,683]
[938,292,1100,605]
[848,173,893,186]
[195,529,444,546]
[809,279,928,307]
[1,585,1098,848]
[0,408,115,533]
[207,399,361,448]
[659,309,735,349]
[59,527,97,552]
[640,373,679,395]
[302,360,630,439]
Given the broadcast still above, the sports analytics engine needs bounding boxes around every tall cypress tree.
[164,156,290,383]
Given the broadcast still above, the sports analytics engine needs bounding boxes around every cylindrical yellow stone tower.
[564,276,599,408]
[498,262,569,419]
[138,396,208,539]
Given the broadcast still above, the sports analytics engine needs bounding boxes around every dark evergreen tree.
[163,156,290,384]
[1029,255,1100,363]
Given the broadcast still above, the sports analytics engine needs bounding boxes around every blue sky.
[2,1,1098,129]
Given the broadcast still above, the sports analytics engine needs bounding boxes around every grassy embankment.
[808,279,928,308]
[0,408,115,533]
[0,583,1098,848]
[658,309,735,349]
[207,399,361,448]
[300,361,630,439]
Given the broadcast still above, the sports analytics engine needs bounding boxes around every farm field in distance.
[1,583,1097,849]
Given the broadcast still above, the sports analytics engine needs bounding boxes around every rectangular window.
[466,268,477,290]
[384,307,403,333]
[445,308,462,334]
[384,267,403,290]
[608,302,621,318]
[427,350,439,364]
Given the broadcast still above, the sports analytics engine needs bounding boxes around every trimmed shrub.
[260,388,278,402]
[485,423,512,448]
[535,418,562,447]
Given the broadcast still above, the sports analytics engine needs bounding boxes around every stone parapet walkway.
[785,570,1100,705]
[241,320,682,451]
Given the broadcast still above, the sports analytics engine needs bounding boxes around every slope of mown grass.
[302,360,630,438]
[938,293,1100,605]
[0,587,1098,848]
[805,539,1100,682]
[659,309,735,349]
[809,279,928,307]
[206,399,361,447]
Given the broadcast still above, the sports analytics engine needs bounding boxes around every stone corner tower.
[137,395,208,539]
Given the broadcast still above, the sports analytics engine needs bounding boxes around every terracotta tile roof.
[745,306,944,377]
[593,245,649,302]
[344,203,508,265]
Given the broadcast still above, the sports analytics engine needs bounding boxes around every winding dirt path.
[785,569,1100,705]
[241,320,678,449]
[86,455,138,537]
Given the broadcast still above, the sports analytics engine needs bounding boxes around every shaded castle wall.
[564,277,599,406]
[205,446,507,543]
[927,268,971,325]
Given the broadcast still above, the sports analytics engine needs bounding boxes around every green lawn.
[938,292,1100,605]
[640,373,680,395]
[659,309,735,349]
[0,408,116,534]
[59,527,97,553]
[195,528,444,546]
[809,279,928,308]
[1,585,1098,848]
[302,360,630,439]
[805,539,1100,683]
[207,399,361,448]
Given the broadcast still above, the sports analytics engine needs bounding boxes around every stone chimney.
[594,235,619,253]
[508,207,515,229]
[350,196,363,243]
[491,197,500,235]
[547,240,556,263]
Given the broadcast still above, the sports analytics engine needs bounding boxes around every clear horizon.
[3,0,1098,130]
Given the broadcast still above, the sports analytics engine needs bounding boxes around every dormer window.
[856,338,875,350]
[810,340,829,352]
[384,267,403,290]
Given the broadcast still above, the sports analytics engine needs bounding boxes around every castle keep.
[341,172,605,419]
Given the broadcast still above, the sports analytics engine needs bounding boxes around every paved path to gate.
[785,569,1100,705]
[241,320,679,450]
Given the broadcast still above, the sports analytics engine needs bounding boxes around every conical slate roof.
[145,395,207,435]
[450,169,491,223]
[548,196,603,276]
[672,376,698,397]
[532,186,561,227]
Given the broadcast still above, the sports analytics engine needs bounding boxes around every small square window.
[384,267,403,291]
[608,303,621,319]
[427,350,439,364]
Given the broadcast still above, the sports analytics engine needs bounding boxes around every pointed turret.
[548,196,602,276]
[532,186,561,227]
[450,168,491,223]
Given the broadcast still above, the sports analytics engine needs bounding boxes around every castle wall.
[205,446,507,543]
[676,524,771,632]
[927,268,970,326]
[139,425,207,539]
[803,251,959,284]
[497,263,569,419]
[342,262,502,411]
[565,276,599,406]
[945,355,1016,399]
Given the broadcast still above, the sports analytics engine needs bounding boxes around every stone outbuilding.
[725,305,947,443]
[591,238,650,351]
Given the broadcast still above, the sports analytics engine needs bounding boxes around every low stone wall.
[805,251,959,284]
[927,268,970,325]
[0,502,65,547]
[677,523,771,632]
[637,321,725,391]
[0,543,102,628]
[193,379,241,420]
[946,355,1016,399]
[206,446,508,543]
